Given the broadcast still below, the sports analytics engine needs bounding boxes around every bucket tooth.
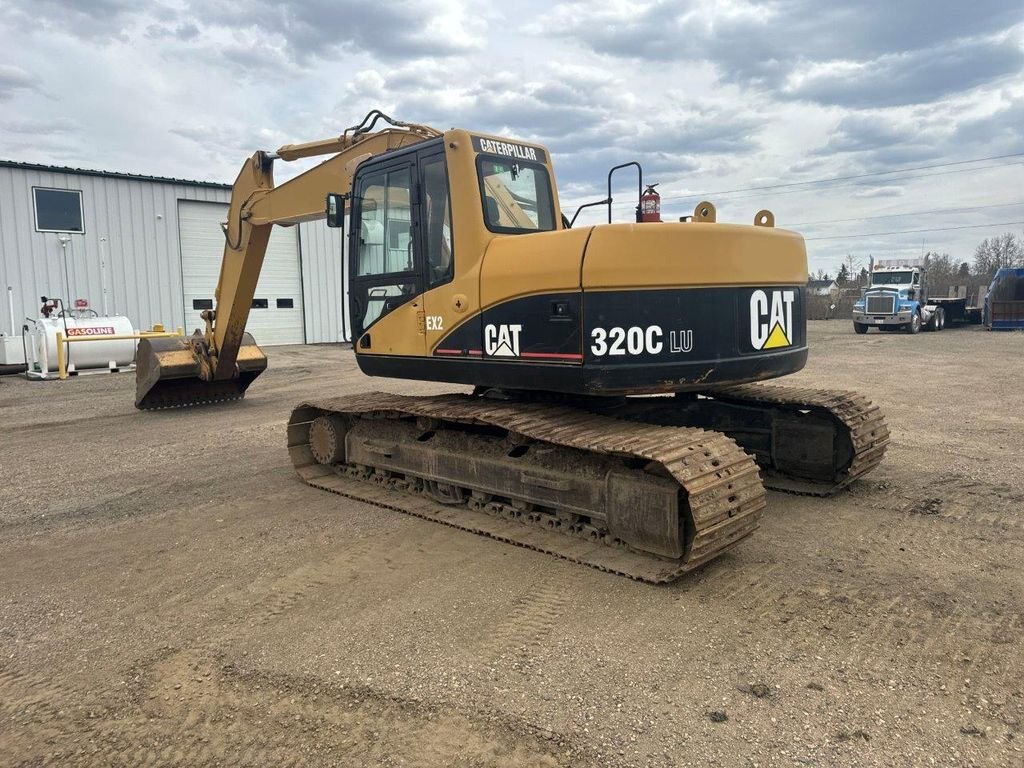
[135,332,267,410]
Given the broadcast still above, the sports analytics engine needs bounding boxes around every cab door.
[416,149,459,353]
[348,161,425,354]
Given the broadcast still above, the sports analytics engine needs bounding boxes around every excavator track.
[287,393,766,583]
[603,384,889,496]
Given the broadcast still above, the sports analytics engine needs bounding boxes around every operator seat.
[484,196,500,228]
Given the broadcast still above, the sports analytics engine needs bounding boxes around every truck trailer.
[984,268,1024,330]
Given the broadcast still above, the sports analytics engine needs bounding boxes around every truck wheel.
[853,322,868,334]
[909,312,922,334]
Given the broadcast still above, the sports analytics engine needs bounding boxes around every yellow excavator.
[136,111,889,582]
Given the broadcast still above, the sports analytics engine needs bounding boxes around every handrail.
[569,198,612,227]
[56,328,184,380]
[606,162,643,223]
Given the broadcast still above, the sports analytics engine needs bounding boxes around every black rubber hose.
[21,322,29,378]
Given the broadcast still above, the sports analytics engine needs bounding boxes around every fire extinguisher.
[639,184,661,223]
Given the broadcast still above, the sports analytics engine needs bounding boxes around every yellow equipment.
[137,111,889,581]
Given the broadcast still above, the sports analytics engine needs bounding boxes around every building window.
[192,299,213,310]
[276,298,294,309]
[33,187,85,233]
[251,298,269,309]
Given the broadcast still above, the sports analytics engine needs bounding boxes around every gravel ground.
[1,321,1022,767]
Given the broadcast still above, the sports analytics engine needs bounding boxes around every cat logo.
[749,289,795,350]
[484,323,522,357]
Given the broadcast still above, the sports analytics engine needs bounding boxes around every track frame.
[288,393,766,583]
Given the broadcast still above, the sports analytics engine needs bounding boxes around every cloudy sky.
[1,0,1022,273]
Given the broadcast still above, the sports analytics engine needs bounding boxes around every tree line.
[812,231,1023,294]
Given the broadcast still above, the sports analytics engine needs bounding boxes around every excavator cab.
[341,133,558,348]
[339,130,809,397]
[352,147,473,333]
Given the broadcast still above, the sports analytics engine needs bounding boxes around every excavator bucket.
[135,332,267,410]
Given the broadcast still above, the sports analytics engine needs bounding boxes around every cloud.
[851,185,905,199]
[783,36,1024,108]
[145,21,201,41]
[0,0,1021,270]
[539,0,1024,107]
[0,64,38,100]
[0,0,139,41]
[185,0,482,65]
[326,60,763,192]
[812,111,952,173]
[820,113,926,154]
[0,117,80,134]
[1,0,484,73]
[952,92,1024,153]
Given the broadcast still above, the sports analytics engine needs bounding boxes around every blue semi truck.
[852,258,980,334]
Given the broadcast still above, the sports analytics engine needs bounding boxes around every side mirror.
[326,193,347,229]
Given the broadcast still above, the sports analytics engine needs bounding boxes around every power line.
[658,152,1024,202]
[790,201,1024,228]
[804,221,1024,242]
[607,160,1024,209]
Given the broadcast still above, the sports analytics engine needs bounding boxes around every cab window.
[356,167,413,277]
[478,158,555,234]
[421,154,454,287]
[353,166,417,330]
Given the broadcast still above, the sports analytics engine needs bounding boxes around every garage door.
[178,200,304,346]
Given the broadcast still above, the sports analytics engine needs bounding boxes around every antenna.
[56,233,75,311]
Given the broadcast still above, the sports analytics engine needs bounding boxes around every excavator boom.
[135,112,440,409]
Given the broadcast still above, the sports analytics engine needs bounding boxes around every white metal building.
[0,161,350,344]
